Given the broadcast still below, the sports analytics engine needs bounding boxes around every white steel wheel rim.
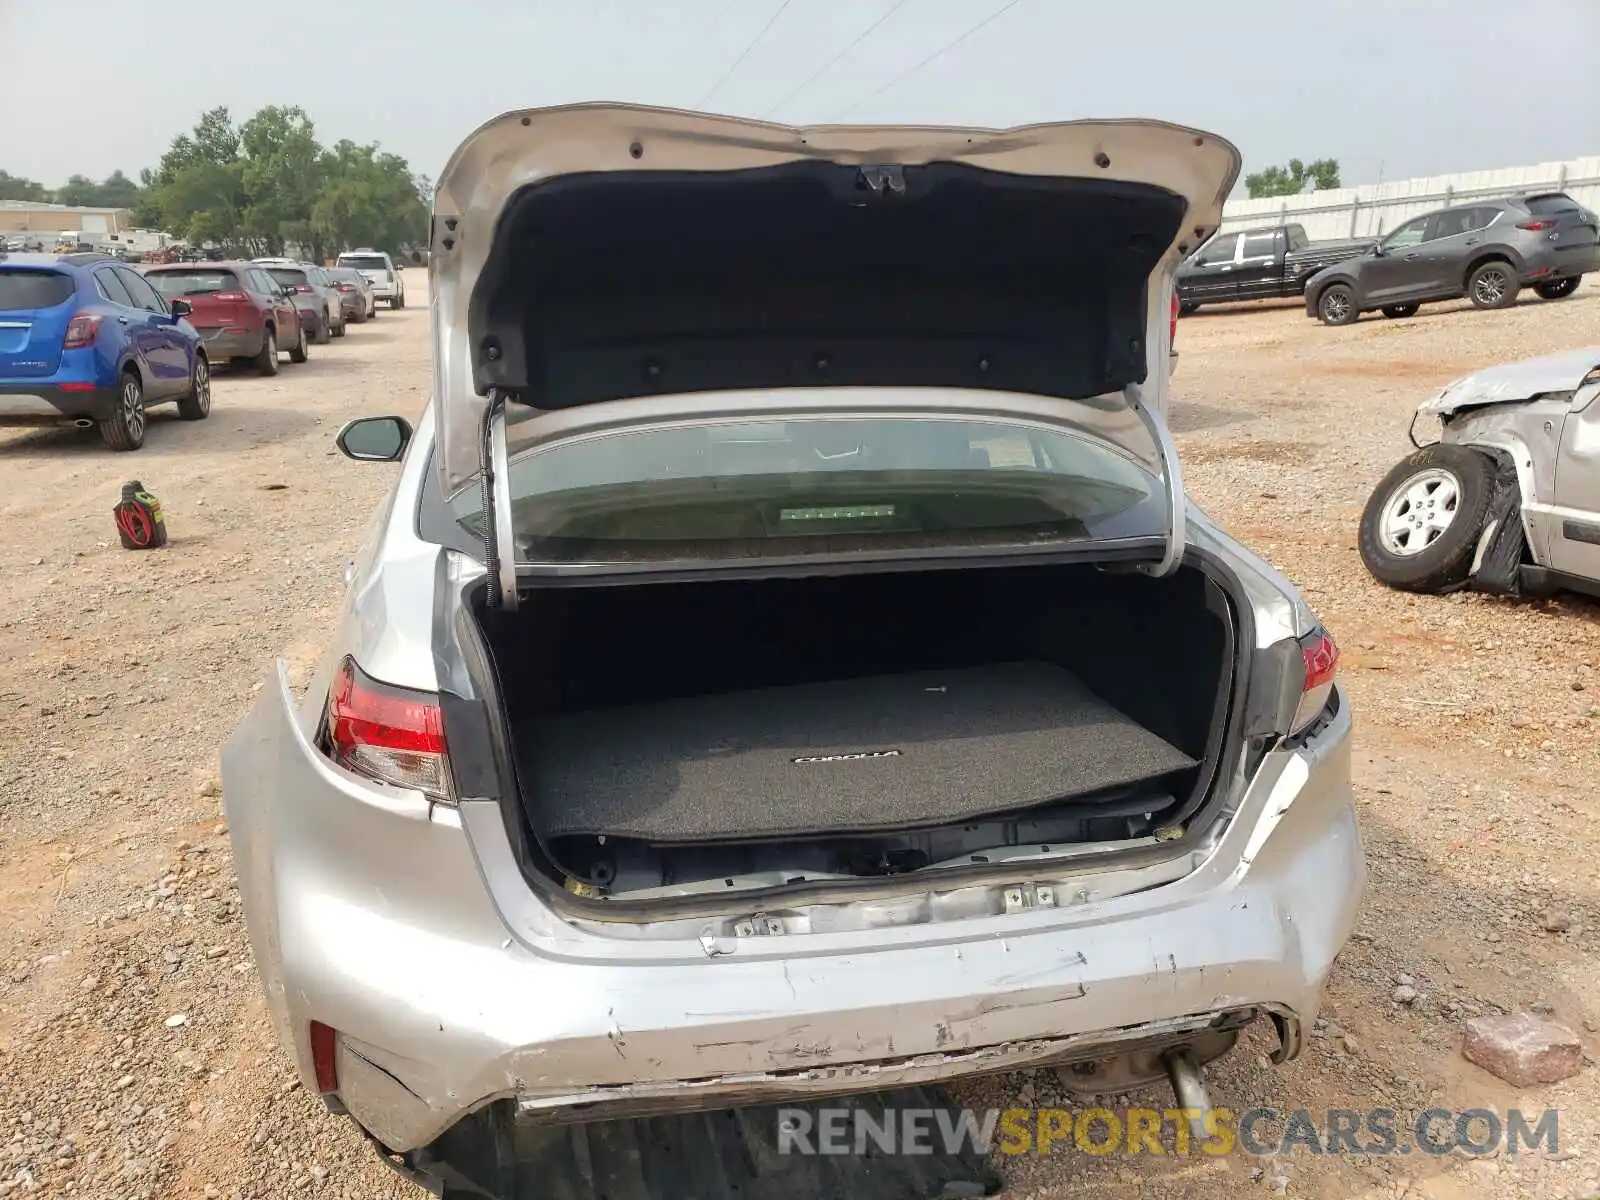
[1379,467,1461,556]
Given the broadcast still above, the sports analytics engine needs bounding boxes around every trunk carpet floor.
[401,1087,1004,1199]
[522,661,1195,842]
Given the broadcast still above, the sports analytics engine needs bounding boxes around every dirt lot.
[1,279,1598,1200]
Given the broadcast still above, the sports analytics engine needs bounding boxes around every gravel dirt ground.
[1,277,1597,1200]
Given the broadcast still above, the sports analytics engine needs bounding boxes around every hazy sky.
[3,0,1596,192]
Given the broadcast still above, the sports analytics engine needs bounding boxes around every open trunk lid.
[430,106,1239,492]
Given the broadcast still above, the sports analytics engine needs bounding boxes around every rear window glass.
[456,413,1163,566]
[1525,194,1581,215]
[267,268,308,286]
[147,270,240,296]
[338,255,389,272]
[0,270,75,310]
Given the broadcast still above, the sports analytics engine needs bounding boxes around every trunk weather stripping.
[1128,381,1185,577]
[481,389,519,611]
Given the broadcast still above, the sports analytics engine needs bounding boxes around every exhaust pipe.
[1162,1048,1211,1144]
[73,418,94,428]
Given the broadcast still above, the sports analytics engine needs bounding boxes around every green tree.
[0,171,52,202]
[1245,158,1341,199]
[310,140,428,258]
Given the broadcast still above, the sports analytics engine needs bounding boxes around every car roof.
[144,260,254,271]
[0,251,110,270]
[340,249,388,257]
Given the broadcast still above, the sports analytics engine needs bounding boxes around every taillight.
[1516,219,1556,232]
[1290,628,1339,735]
[63,313,102,349]
[326,657,452,798]
[309,1020,338,1092]
[212,291,248,302]
[336,283,355,292]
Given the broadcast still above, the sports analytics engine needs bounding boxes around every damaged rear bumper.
[223,665,1360,1157]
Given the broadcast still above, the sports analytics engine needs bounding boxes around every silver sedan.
[222,105,1363,1188]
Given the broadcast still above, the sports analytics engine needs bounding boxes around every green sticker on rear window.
[778,505,897,522]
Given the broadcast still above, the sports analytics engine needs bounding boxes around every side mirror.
[169,298,193,317]
[1370,244,1385,257]
[337,416,413,462]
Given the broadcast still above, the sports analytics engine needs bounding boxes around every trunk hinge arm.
[1126,382,1186,577]
[480,388,519,611]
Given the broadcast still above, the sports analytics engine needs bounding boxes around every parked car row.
[1176,192,1599,327]
[0,248,407,451]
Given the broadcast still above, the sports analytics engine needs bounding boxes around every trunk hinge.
[1126,382,1186,577]
[480,388,519,611]
[1003,884,1057,914]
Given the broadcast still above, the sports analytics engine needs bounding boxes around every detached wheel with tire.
[1316,283,1359,326]
[1358,444,1496,593]
[98,372,147,451]
[1533,277,1580,300]
[176,354,211,420]
[1467,261,1519,309]
[256,327,280,376]
[1381,303,1420,319]
[288,322,309,364]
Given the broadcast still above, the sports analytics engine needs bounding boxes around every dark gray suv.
[1304,193,1599,325]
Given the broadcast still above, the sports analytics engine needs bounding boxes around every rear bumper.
[1520,243,1600,280]
[0,383,118,426]
[192,327,265,359]
[223,666,1361,1155]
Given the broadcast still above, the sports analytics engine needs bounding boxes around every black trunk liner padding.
[521,661,1195,843]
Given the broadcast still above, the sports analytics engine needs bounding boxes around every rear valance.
[467,162,1185,407]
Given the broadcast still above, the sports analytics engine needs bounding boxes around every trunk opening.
[472,559,1236,903]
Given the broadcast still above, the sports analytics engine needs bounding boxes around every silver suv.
[336,248,405,309]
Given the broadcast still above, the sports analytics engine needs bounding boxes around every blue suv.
[0,252,211,450]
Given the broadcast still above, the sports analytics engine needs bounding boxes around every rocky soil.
[1,279,1597,1199]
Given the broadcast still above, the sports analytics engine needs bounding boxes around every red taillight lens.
[1516,219,1556,232]
[336,283,355,292]
[326,658,452,798]
[293,283,314,293]
[211,291,248,302]
[309,1020,338,1092]
[63,313,103,349]
[1291,628,1339,735]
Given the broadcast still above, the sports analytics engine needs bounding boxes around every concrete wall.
[0,204,131,236]
[1219,157,1600,241]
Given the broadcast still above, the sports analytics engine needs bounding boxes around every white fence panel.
[1219,157,1600,241]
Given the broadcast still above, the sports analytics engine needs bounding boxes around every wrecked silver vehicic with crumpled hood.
[1360,345,1600,598]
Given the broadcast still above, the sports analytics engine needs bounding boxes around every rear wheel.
[288,322,308,364]
[255,327,280,376]
[176,354,211,420]
[1381,303,1420,319]
[1467,261,1519,309]
[98,372,146,451]
[1533,277,1580,300]
[332,314,347,337]
[313,315,331,344]
[1358,444,1496,593]
[392,291,405,310]
[1316,283,1359,326]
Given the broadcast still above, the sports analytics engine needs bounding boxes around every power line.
[699,0,798,109]
[761,0,914,120]
[824,0,1029,122]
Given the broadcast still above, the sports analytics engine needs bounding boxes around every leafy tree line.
[3,105,429,259]
[1245,158,1341,199]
